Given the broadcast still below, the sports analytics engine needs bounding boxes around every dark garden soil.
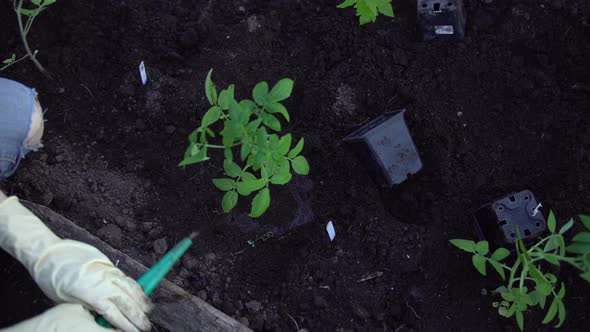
[2,0,590,331]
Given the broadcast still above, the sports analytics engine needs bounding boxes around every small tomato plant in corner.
[450,212,590,331]
[337,0,394,25]
[2,0,56,78]
[180,69,309,218]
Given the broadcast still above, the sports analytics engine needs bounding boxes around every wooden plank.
[22,201,251,332]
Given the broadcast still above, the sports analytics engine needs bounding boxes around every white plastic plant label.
[139,61,148,85]
[532,203,543,216]
[435,25,454,35]
[326,221,336,242]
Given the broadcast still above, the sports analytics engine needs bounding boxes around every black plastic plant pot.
[343,109,423,188]
[417,0,466,41]
[473,190,547,247]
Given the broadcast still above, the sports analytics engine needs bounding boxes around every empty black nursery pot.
[417,0,466,41]
[343,109,423,188]
[473,190,547,247]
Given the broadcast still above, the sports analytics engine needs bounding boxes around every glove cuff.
[0,196,61,273]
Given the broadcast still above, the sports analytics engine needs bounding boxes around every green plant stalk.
[0,53,29,70]
[15,0,51,78]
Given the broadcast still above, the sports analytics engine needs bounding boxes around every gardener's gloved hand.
[0,195,153,332]
[0,77,44,180]
[0,304,117,332]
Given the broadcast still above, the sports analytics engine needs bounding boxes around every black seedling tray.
[343,109,423,188]
[417,0,466,41]
[473,190,547,247]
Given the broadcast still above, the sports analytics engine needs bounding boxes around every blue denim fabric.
[0,77,36,180]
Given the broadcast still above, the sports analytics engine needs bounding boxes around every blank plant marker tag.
[326,221,336,242]
[139,61,148,85]
[435,25,454,35]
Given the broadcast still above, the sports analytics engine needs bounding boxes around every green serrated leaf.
[288,138,305,158]
[262,113,282,131]
[222,191,238,212]
[202,106,222,128]
[250,188,270,218]
[548,211,556,233]
[545,273,558,284]
[543,253,560,266]
[543,299,558,324]
[277,134,292,156]
[337,0,356,8]
[18,8,36,16]
[212,178,235,191]
[242,172,256,181]
[291,156,309,175]
[572,232,590,243]
[224,148,233,161]
[237,179,267,196]
[265,102,290,122]
[557,283,565,299]
[476,241,489,255]
[240,142,252,161]
[267,78,294,102]
[491,247,510,261]
[506,304,516,318]
[544,236,559,253]
[488,259,506,280]
[205,69,217,105]
[579,215,590,230]
[516,310,524,331]
[179,146,209,166]
[240,99,258,112]
[377,0,394,17]
[538,292,547,309]
[579,271,590,283]
[223,159,242,177]
[472,254,487,275]
[270,173,292,185]
[218,85,235,110]
[449,239,477,253]
[253,81,269,105]
[536,280,552,296]
[559,218,574,235]
[566,242,590,254]
[501,291,515,302]
[556,299,566,328]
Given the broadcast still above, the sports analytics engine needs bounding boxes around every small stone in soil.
[181,254,199,270]
[197,290,207,301]
[238,317,249,327]
[114,216,137,232]
[211,292,222,307]
[222,300,235,315]
[153,237,168,255]
[352,303,370,320]
[39,192,54,206]
[140,222,157,232]
[147,226,163,239]
[96,224,123,247]
[313,295,327,308]
[245,300,262,314]
[165,125,176,134]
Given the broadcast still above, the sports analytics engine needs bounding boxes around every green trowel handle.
[96,237,194,328]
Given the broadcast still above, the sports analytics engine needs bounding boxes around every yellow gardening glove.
[1,304,118,332]
[0,196,153,332]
